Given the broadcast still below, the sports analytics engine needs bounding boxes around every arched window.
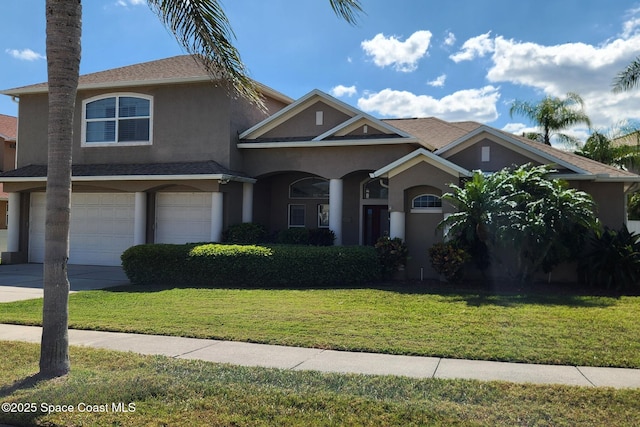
[289,177,329,199]
[411,194,442,212]
[82,93,152,146]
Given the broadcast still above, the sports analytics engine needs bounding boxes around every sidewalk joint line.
[289,349,327,371]
[432,358,442,379]
[172,342,220,359]
[575,366,596,387]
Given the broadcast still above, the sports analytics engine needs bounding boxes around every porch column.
[389,211,405,241]
[211,191,224,242]
[329,178,343,245]
[242,182,253,223]
[133,192,147,245]
[7,192,20,252]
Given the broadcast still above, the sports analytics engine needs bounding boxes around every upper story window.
[290,177,329,199]
[82,94,152,146]
[411,194,442,213]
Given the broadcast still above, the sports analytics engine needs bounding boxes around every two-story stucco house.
[1,55,639,280]
[0,114,17,230]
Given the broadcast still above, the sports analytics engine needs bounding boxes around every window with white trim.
[411,194,442,213]
[82,94,152,146]
[289,204,306,227]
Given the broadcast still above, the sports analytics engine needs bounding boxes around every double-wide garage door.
[29,192,214,266]
[30,193,136,266]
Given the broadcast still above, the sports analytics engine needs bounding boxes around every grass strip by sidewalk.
[1,285,639,368]
[1,341,640,427]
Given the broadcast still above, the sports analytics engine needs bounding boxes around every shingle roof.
[1,55,293,104]
[384,117,639,180]
[0,160,252,180]
[383,117,482,150]
[0,114,17,141]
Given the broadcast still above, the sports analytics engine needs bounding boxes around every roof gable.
[239,89,416,146]
[371,148,471,179]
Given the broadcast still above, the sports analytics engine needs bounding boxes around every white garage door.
[155,192,213,244]
[29,193,135,266]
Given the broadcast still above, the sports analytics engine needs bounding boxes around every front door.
[363,205,389,245]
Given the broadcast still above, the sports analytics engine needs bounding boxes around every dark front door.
[363,205,389,245]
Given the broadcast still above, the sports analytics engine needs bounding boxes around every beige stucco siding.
[16,83,275,170]
[243,144,415,179]
[261,101,351,139]
[446,138,542,172]
[569,180,626,229]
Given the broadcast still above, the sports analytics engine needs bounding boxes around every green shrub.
[579,225,640,291]
[277,228,310,245]
[308,228,335,246]
[121,243,380,287]
[374,236,408,279]
[222,223,267,244]
[428,241,470,283]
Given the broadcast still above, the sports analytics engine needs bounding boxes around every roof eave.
[0,173,257,184]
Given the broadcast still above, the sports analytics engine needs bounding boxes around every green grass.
[1,341,639,427]
[1,284,639,368]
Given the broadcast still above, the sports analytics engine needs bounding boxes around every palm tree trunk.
[40,0,82,378]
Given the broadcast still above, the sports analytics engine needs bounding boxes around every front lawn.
[1,342,639,427]
[1,284,638,368]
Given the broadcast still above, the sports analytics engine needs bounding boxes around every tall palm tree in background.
[613,56,640,93]
[509,92,591,146]
[41,0,363,378]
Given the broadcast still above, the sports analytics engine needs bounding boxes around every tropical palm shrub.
[579,225,640,291]
[440,164,599,283]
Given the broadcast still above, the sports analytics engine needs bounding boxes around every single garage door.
[29,192,135,266]
[155,192,213,244]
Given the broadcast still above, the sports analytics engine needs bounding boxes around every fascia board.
[237,137,420,149]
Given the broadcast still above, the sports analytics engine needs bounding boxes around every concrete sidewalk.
[2,323,639,389]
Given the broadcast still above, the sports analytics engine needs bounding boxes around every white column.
[242,182,253,223]
[211,192,224,242]
[329,178,343,245]
[389,211,405,241]
[133,192,147,245]
[7,192,20,252]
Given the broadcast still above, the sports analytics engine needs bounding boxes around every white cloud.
[357,86,500,122]
[427,74,447,87]
[330,85,357,98]
[449,31,494,62]
[443,32,456,47]
[5,48,45,61]
[115,0,144,6]
[361,30,432,72]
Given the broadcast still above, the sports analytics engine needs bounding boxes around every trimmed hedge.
[121,243,381,287]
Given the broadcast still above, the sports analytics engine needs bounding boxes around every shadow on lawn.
[103,278,622,308]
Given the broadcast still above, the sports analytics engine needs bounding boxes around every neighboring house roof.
[0,55,293,105]
[0,161,255,183]
[0,114,17,141]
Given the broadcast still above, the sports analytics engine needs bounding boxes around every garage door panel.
[155,192,212,244]
[30,192,135,266]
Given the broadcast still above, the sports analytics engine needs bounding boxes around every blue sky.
[2,0,640,145]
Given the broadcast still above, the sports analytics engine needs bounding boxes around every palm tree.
[41,0,363,378]
[509,92,592,146]
[612,56,640,93]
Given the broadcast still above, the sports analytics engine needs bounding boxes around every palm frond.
[613,56,640,93]
[329,0,364,25]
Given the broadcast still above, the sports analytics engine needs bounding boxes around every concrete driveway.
[0,264,130,302]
